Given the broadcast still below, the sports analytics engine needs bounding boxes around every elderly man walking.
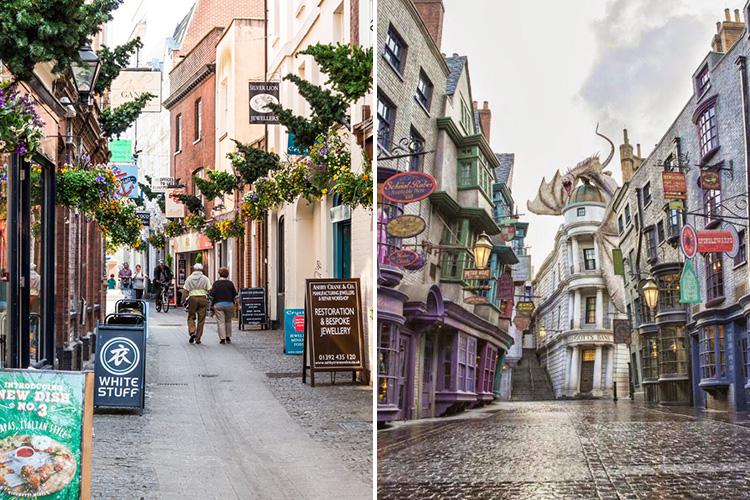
[183,263,212,344]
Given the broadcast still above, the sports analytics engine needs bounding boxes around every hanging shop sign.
[725,223,741,259]
[464,295,488,305]
[404,253,426,271]
[109,139,133,163]
[700,169,721,190]
[303,279,366,387]
[249,82,280,124]
[94,325,147,409]
[516,301,536,314]
[388,248,419,267]
[662,171,687,200]
[382,171,436,204]
[613,319,631,345]
[679,259,702,304]
[513,313,531,331]
[239,288,267,329]
[110,163,140,199]
[386,214,427,238]
[284,308,305,355]
[496,272,514,302]
[511,255,532,282]
[136,211,151,227]
[696,229,735,253]
[500,294,515,320]
[499,224,516,242]
[463,268,491,280]
[110,68,162,113]
[680,224,698,259]
[0,369,93,499]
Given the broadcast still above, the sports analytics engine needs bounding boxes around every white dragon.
[527,125,626,313]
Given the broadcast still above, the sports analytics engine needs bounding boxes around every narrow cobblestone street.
[92,301,371,499]
[378,400,750,499]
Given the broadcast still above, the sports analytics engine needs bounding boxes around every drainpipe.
[736,56,750,286]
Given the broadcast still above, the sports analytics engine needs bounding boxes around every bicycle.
[154,281,172,313]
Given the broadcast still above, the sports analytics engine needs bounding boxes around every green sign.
[612,248,625,276]
[680,259,702,304]
[109,139,133,163]
[0,370,85,499]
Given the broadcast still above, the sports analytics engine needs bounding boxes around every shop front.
[171,232,214,304]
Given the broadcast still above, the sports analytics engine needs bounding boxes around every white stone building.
[533,183,629,398]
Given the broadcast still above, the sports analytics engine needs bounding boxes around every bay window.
[700,325,726,380]
[705,252,724,302]
[642,335,659,379]
[659,326,687,376]
[657,273,680,311]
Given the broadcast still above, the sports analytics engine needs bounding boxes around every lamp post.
[70,46,101,104]
[473,232,493,269]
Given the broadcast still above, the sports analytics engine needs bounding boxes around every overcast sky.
[442,0,726,271]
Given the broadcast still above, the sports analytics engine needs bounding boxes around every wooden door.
[580,349,595,393]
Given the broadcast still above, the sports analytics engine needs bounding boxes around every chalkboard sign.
[240,287,267,328]
[94,325,146,410]
[302,278,366,387]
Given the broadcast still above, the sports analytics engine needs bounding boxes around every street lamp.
[71,46,101,103]
[642,279,659,310]
[472,232,493,269]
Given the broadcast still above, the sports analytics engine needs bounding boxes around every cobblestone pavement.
[378,400,750,499]
[92,302,371,499]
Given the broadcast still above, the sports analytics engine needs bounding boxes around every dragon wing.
[527,171,566,215]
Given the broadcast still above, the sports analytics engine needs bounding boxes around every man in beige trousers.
[183,263,212,344]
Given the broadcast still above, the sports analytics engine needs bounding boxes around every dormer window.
[696,65,710,96]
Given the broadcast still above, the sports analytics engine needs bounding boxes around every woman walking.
[119,262,133,299]
[133,264,147,300]
[183,263,212,344]
[209,267,238,344]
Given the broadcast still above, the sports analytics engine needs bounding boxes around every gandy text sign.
[0,370,87,499]
[305,279,365,371]
[94,326,146,409]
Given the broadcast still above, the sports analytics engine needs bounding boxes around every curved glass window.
[700,325,726,379]
[658,274,680,311]
[659,326,687,376]
[642,335,659,379]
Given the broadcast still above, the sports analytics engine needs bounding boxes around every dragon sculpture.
[527,125,626,313]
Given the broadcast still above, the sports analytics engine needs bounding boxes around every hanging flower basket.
[184,212,206,232]
[94,198,143,252]
[57,163,120,216]
[204,222,223,242]
[165,219,187,238]
[147,232,166,249]
[0,81,44,158]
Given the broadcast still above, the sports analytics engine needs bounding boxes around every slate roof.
[172,3,194,47]
[445,54,467,96]
[495,153,515,187]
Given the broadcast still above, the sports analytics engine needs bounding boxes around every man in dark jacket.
[153,260,174,298]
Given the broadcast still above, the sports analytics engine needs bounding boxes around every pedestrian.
[209,267,238,344]
[133,264,147,300]
[29,263,41,314]
[183,263,211,344]
[107,274,116,290]
[119,263,133,298]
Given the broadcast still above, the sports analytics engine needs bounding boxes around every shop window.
[656,221,665,243]
[457,334,477,393]
[657,273,680,311]
[583,248,596,270]
[659,326,688,376]
[640,293,655,323]
[384,25,406,74]
[700,325,726,379]
[585,296,596,324]
[408,127,424,171]
[735,230,746,267]
[642,182,652,206]
[415,70,433,111]
[705,252,724,302]
[642,336,659,379]
[697,104,719,158]
[377,323,399,404]
[481,346,497,394]
[377,92,396,151]
[441,336,453,391]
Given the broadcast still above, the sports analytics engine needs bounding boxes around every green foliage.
[173,193,203,214]
[194,252,203,264]
[0,81,45,157]
[227,140,280,185]
[99,92,155,138]
[147,232,165,249]
[184,212,205,231]
[164,219,186,238]
[57,163,120,215]
[95,37,142,94]
[96,198,143,251]
[0,0,122,82]
[165,253,173,269]
[193,170,238,200]
[299,43,372,101]
[267,74,348,148]
[204,222,223,242]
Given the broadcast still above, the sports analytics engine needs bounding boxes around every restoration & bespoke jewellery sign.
[303,279,366,387]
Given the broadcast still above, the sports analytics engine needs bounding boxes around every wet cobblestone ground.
[378,400,750,499]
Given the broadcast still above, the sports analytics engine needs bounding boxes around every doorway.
[397,332,413,420]
[421,336,435,418]
[276,217,285,329]
[580,349,595,393]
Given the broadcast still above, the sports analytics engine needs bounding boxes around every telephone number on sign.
[318,354,357,362]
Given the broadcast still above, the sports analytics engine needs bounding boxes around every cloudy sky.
[442,0,725,270]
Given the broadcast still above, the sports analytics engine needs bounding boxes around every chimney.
[478,101,491,142]
[711,7,744,53]
[413,0,445,50]
[619,129,635,183]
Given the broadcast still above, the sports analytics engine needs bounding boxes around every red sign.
[293,315,305,332]
[681,224,697,259]
[697,230,735,253]
[496,272,514,302]
[662,171,687,196]
[382,171,436,204]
